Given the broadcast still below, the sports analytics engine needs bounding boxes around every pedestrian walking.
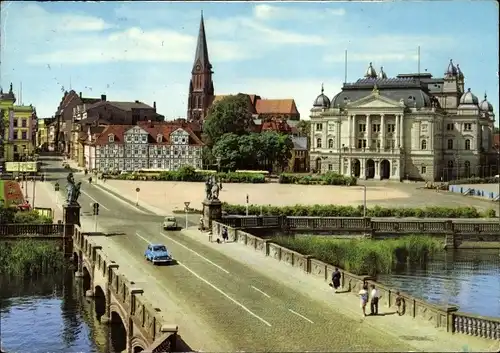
[358,283,369,317]
[222,226,229,242]
[370,284,379,315]
[395,291,405,316]
[330,267,341,292]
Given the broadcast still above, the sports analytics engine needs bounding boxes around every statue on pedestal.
[66,172,82,205]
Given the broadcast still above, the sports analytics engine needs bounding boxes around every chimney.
[101,94,106,101]
[79,92,82,98]
[148,120,153,128]
[135,100,140,103]
[153,101,156,110]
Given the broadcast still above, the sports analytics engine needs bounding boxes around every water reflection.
[378,249,500,317]
[0,272,113,353]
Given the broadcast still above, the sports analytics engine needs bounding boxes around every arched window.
[328,138,334,148]
[447,139,454,150]
[465,139,471,150]
[447,160,454,168]
[316,138,322,148]
[421,140,427,150]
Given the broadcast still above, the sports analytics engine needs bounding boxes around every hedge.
[279,172,356,186]
[449,176,499,185]
[102,167,266,183]
[221,203,496,218]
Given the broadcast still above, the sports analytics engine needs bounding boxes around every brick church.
[186,13,301,135]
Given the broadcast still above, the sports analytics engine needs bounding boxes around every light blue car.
[144,244,173,265]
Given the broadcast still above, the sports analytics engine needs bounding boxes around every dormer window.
[157,134,162,143]
[108,134,114,143]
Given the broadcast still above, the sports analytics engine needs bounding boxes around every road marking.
[81,190,110,210]
[288,309,314,324]
[135,232,271,327]
[136,232,152,244]
[160,232,230,274]
[251,285,271,298]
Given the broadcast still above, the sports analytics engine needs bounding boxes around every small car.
[144,244,173,265]
[162,216,178,230]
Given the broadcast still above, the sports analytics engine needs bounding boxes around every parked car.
[162,216,178,230]
[144,244,173,265]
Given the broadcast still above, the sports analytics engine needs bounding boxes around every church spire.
[192,11,212,73]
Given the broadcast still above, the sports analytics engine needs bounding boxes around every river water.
[0,271,115,353]
[378,249,500,318]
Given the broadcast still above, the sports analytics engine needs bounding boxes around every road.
[41,157,499,352]
[39,156,421,351]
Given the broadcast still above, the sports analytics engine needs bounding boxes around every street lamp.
[216,156,222,173]
[184,201,190,229]
[352,173,367,217]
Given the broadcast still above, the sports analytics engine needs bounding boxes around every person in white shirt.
[370,284,379,315]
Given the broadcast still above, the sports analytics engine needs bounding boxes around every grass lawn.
[0,180,4,200]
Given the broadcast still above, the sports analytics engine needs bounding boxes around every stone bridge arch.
[131,336,147,353]
[110,311,128,353]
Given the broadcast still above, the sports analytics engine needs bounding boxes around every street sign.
[55,183,60,192]
[93,202,100,216]
[136,187,140,192]
[184,201,190,208]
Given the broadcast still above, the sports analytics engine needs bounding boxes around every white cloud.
[242,20,327,45]
[322,35,456,64]
[27,27,252,65]
[325,53,419,63]
[253,4,345,21]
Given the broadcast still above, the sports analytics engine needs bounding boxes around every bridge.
[27,155,500,352]
[72,228,178,353]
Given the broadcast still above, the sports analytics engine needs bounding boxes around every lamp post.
[184,201,190,229]
[135,187,140,206]
[31,177,36,209]
[216,156,222,173]
[246,194,249,216]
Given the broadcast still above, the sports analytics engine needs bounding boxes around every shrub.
[450,176,499,185]
[104,170,266,183]
[271,235,442,276]
[279,172,356,186]
[221,203,494,218]
[13,211,52,224]
[0,240,65,276]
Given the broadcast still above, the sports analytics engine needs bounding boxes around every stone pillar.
[203,199,222,231]
[380,114,385,149]
[63,202,81,258]
[429,122,434,150]
[351,115,356,149]
[399,115,404,148]
[366,115,371,149]
[395,115,400,148]
[375,161,380,180]
[347,115,352,148]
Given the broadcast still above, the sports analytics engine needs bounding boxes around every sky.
[0,1,498,123]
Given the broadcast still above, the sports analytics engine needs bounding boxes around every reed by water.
[271,235,442,276]
[0,240,66,276]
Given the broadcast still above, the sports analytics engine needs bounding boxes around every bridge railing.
[220,216,500,235]
[452,312,500,340]
[0,223,64,236]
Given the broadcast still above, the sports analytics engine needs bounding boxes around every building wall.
[309,95,494,181]
[91,128,203,172]
[2,105,36,161]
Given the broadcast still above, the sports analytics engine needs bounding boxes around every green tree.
[295,120,311,137]
[203,94,254,147]
[212,133,242,171]
[494,126,499,134]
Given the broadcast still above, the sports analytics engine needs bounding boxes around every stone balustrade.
[220,216,500,249]
[211,221,500,341]
[0,223,64,237]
